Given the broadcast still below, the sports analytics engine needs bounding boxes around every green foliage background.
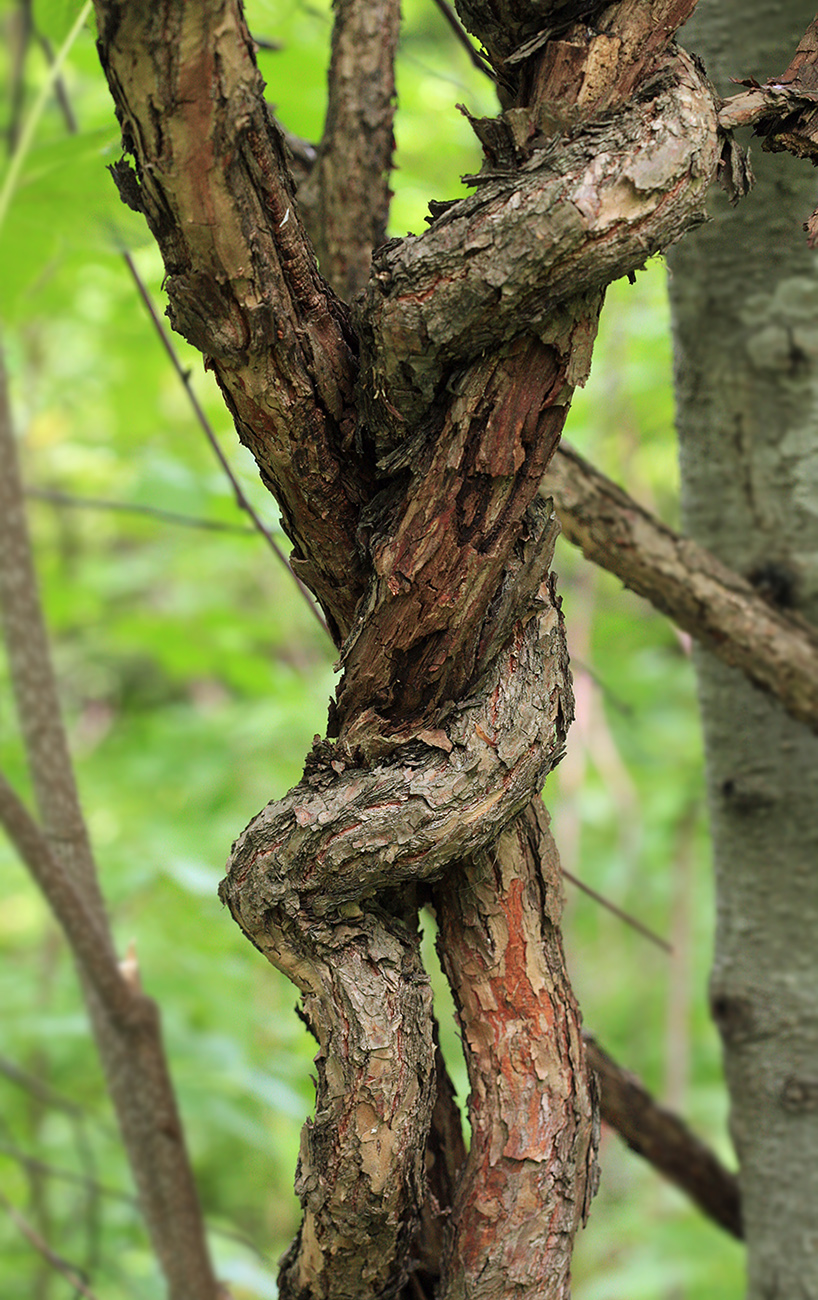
[0,1,743,1295]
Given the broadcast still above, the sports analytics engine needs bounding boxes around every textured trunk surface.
[87,0,751,1296]
[669,3,818,1295]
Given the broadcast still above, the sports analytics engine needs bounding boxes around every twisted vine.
[91,1,724,1293]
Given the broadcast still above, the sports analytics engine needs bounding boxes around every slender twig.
[28,27,329,637]
[121,253,330,635]
[37,34,79,131]
[26,485,256,534]
[0,1,91,233]
[0,1142,138,1208]
[0,773,139,1026]
[0,1189,101,1300]
[429,0,496,80]
[562,866,672,953]
[0,343,220,1300]
[0,1055,84,1116]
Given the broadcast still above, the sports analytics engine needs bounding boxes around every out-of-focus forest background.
[0,1,744,1295]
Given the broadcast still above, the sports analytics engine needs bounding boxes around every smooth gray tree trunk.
[669,3,818,1296]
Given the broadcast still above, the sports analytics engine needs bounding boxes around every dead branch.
[0,346,219,1300]
[542,442,818,734]
[585,1035,742,1240]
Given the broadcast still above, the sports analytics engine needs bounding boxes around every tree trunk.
[87,0,755,1295]
[669,3,818,1295]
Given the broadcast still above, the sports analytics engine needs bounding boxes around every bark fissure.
[86,0,812,1295]
[433,805,597,1300]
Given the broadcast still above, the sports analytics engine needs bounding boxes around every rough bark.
[88,0,766,1296]
[297,0,400,299]
[96,0,371,644]
[669,3,818,1296]
[434,805,598,1300]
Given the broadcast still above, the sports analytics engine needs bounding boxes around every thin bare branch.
[26,486,256,534]
[122,252,331,637]
[0,1189,101,1300]
[0,344,219,1300]
[0,348,103,919]
[0,773,136,1025]
[298,0,401,298]
[542,442,818,735]
[429,0,496,82]
[562,866,672,953]
[0,1141,136,1208]
[585,1034,742,1240]
[0,1055,84,1115]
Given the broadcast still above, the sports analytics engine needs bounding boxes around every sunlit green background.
[0,1,743,1295]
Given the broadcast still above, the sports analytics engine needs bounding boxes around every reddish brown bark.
[434,804,597,1300]
[88,0,805,1296]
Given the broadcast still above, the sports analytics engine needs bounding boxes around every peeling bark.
[355,50,717,433]
[434,805,597,1300]
[87,0,813,1295]
[95,0,371,642]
